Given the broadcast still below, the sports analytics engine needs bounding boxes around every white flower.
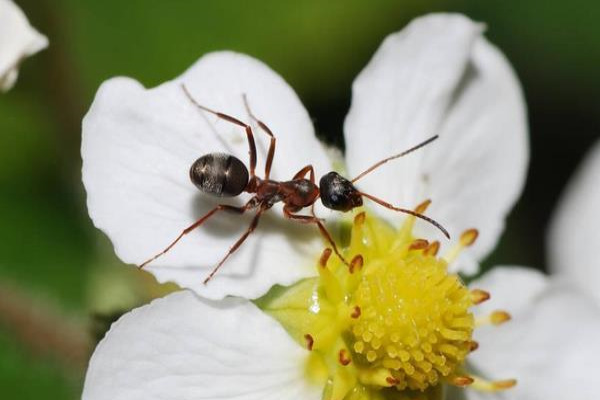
[82,13,528,400]
[82,13,527,301]
[465,142,600,399]
[0,0,48,92]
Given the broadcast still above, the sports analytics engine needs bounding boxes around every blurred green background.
[1,0,598,398]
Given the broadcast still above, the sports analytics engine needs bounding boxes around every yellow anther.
[470,376,517,392]
[449,375,474,387]
[304,334,314,351]
[415,199,432,214]
[319,248,332,268]
[338,349,351,366]
[354,211,366,226]
[460,229,479,246]
[443,228,479,264]
[358,368,394,387]
[409,238,429,250]
[424,240,440,256]
[471,289,491,304]
[476,310,512,327]
[491,311,511,325]
[349,254,363,273]
[467,341,479,352]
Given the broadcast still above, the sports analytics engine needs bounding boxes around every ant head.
[319,171,363,212]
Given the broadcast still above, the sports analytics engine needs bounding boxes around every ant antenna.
[345,135,448,238]
[351,135,438,183]
[359,192,450,239]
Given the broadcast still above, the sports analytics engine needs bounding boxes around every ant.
[138,84,449,284]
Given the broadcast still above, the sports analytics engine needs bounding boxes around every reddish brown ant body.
[139,84,449,283]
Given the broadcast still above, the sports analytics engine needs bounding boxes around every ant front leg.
[293,165,316,183]
[283,206,349,267]
[138,198,257,270]
[181,84,258,177]
[243,94,277,180]
[293,165,317,215]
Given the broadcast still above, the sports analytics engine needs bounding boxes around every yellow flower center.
[257,204,515,400]
[351,251,472,391]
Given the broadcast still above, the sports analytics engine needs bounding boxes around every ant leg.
[283,207,349,267]
[203,206,266,284]
[293,164,315,182]
[292,165,318,215]
[181,84,258,177]
[358,191,450,239]
[138,199,257,270]
[243,94,277,180]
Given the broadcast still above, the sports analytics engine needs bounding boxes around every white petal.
[82,51,333,300]
[83,291,320,400]
[469,266,549,315]
[0,0,48,92]
[467,267,600,399]
[344,13,528,272]
[548,140,600,305]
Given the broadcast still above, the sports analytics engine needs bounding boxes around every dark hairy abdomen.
[189,153,249,197]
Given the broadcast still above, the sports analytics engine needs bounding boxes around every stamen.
[350,212,367,250]
[349,255,364,273]
[319,248,332,268]
[424,240,440,256]
[467,341,479,352]
[304,334,314,351]
[460,229,479,246]
[386,376,400,386]
[338,349,351,366]
[415,199,432,214]
[470,289,491,304]
[449,375,474,387]
[359,368,395,387]
[354,211,366,226]
[476,310,511,327]
[443,228,479,264]
[409,239,429,250]
[470,375,517,392]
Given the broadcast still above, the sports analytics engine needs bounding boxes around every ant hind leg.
[181,84,259,177]
[138,200,255,270]
[203,206,266,284]
[243,94,277,180]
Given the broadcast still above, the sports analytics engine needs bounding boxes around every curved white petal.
[82,51,333,300]
[0,0,48,92]
[83,291,320,400]
[344,13,528,273]
[469,266,549,315]
[548,140,600,306]
[467,267,600,399]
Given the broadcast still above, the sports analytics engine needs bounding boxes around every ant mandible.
[138,84,450,284]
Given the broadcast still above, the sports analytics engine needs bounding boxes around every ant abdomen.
[190,153,249,197]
